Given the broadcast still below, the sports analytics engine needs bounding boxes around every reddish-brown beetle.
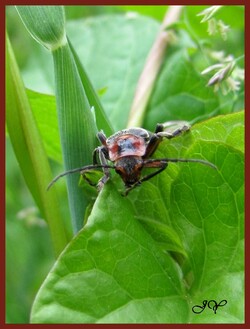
[48,121,216,195]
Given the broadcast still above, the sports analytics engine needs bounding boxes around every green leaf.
[171,150,244,321]
[31,185,188,323]
[68,39,114,136]
[16,6,66,50]
[30,112,244,323]
[119,5,168,21]
[144,49,220,129]
[192,111,244,153]
[52,44,97,233]
[26,89,62,163]
[16,5,103,232]
[136,215,187,257]
[6,33,68,256]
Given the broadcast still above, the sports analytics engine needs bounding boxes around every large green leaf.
[31,112,244,323]
[31,187,188,323]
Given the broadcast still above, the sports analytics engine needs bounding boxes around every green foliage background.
[6,5,244,323]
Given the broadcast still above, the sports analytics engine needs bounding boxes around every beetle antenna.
[145,158,217,169]
[47,164,115,191]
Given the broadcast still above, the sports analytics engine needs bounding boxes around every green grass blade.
[68,38,114,136]
[16,6,100,232]
[6,33,68,257]
[16,6,66,50]
[52,44,97,232]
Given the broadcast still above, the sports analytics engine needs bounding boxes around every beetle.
[47,121,217,195]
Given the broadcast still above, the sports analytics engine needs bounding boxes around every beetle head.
[115,156,143,187]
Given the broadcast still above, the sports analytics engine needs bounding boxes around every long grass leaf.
[16,6,99,233]
[6,33,68,256]
[68,38,114,136]
[52,44,97,232]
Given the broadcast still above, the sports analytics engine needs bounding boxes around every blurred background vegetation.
[6,5,244,323]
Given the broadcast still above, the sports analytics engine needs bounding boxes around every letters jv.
[192,299,227,314]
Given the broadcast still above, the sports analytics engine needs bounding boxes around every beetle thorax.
[107,134,147,162]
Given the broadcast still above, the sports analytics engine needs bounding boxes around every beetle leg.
[92,147,99,165]
[124,160,168,195]
[144,134,162,158]
[93,146,108,164]
[97,130,108,146]
[143,131,162,158]
[144,122,171,158]
[81,146,111,190]
[144,121,191,159]
[96,147,111,190]
[156,121,190,139]
[47,163,115,190]
[154,123,165,133]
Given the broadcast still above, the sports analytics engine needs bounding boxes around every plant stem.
[127,6,184,128]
